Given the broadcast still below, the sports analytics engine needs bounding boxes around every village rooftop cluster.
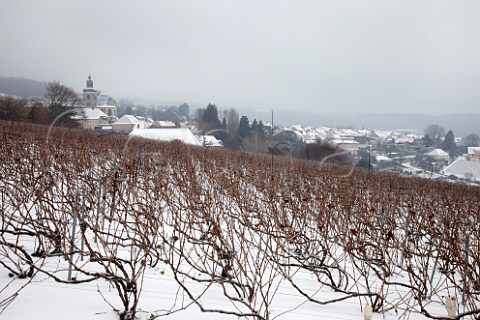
[75,76,480,185]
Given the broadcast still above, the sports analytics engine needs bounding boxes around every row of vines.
[0,121,479,319]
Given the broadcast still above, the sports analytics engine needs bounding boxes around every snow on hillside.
[1,121,479,320]
[441,157,480,181]
[130,128,202,146]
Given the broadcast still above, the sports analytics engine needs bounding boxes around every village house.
[111,114,151,134]
[74,107,110,130]
[426,148,450,163]
[467,147,480,161]
[329,138,360,156]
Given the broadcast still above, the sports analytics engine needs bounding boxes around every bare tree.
[45,81,80,109]
[424,124,446,147]
[0,96,29,122]
[463,133,480,147]
[45,81,81,126]
[223,108,240,135]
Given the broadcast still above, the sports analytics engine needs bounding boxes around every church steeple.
[86,75,94,89]
[83,74,98,108]
[79,74,118,120]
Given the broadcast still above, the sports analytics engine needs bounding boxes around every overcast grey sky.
[1,0,479,114]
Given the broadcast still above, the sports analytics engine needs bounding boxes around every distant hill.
[0,76,46,98]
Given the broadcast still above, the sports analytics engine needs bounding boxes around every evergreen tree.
[237,116,251,139]
[202,103,221,126]
[201,103,222,136]
[441,130,456,158]
[178,103,190,120]
[257,120,266,139]
[251,119,258,132]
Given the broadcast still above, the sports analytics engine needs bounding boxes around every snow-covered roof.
[417,171,445,180]
[375,155,392,162]
[339,128,356,136]
[135,115,154,123]
[97,104,116,109]
[129,128,202,146]
[0,93,21,98]
[73,108,109,120]
[201,135,223,147]
[330,139,358,144]
[400,162,423,174]
[394,136,415,144]
[392,129,421,135]
[370,130,393,139]
[291,125,303,131]
[441,157,480,181]
[152,120,176,128]
[427,149,449,157]
[84,108,108,120]
[113,114,140,125]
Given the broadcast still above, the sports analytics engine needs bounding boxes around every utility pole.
[369,143,371,173]
[271,109,274,137]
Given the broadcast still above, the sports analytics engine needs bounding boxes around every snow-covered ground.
[130,128,202,146]
[1,122,479,320]
[0,260,443,320]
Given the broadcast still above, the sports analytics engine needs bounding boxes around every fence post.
[68,189,79,281]
[463,234,470,307]
[429,230,445,287]
[80,186,86,261]
[95,179,102,243]
[400,208,412,268]
[101,176,108,231]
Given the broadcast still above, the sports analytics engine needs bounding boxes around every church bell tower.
[83,75,98,108]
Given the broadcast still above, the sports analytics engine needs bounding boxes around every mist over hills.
[1,75,477,137]
[0,76,46,98]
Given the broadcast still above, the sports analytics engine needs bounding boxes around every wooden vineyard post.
[68,190,79,281]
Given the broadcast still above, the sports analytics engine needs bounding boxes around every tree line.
[116,100,190,123]
[424,124,480,158]
[0,81,81,127]
[193,103,351,164]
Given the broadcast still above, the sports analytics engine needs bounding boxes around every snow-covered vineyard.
[1,121,479,320]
